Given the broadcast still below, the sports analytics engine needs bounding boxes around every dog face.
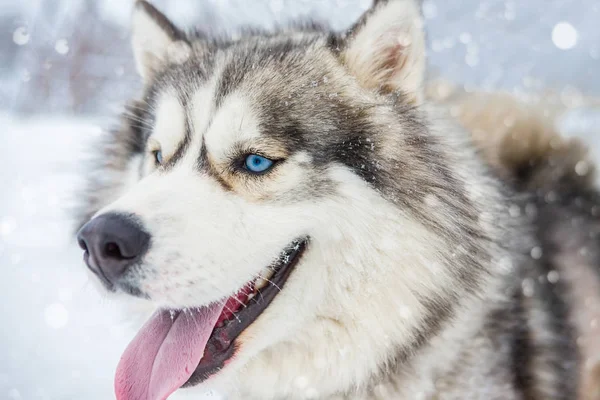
[76,1,497,399]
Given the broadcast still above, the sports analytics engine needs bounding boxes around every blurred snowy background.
[0,1,599,399]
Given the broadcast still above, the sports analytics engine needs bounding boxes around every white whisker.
[222,303,242,324]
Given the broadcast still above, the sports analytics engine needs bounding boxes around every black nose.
[77,213,150,287]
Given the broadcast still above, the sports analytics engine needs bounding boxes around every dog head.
[77,1,499,398]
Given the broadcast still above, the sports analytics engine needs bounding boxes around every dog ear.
[131,1,191,84]
[343,0,425,104]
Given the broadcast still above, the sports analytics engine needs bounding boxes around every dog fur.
[75,1,600,399]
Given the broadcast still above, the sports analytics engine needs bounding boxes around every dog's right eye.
[153,150,163,165]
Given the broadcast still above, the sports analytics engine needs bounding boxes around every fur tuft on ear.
[131,0,191,83]
[343,0,426,103]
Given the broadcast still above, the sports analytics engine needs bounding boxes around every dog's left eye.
[244,154,274,173]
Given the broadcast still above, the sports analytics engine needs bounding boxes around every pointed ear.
[131,1,191,84]
[343,0,426,104]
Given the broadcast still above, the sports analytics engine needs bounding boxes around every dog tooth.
[247,292,255,300]
[255,276,270,291]
[261,267,275,280]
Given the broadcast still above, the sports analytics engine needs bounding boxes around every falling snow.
[12,27,29,46]
[530,247,543,260]
[522,278,535,297]
[0,216,17,236]
[547,270,560,284]
[508,204,521,218]
[575,160,591,176]
[54,39,69,55]
[552,22,578,50]
[0,1,599,400]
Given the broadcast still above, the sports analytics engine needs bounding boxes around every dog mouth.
[114,238,308,400]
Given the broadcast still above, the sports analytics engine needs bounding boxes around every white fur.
[204,93,263,162]
[146,91,187,170]
[200,166,463,399]
[189,84,217,140]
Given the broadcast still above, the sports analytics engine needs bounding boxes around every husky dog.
[75,0,600,399]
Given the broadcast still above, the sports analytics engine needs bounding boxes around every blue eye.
[244,154,274,173]
[154,150,163,165]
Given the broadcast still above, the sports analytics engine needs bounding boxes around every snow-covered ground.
[0,1,599,400]
[0,115,129,400]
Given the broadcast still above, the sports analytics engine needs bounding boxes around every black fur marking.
[214,38,310,108]
[535,263,578,399]
[531,200,591,398]
[163,133,191,169]
[199,145,234,192]
[509,289,535,396]
[214,52,254,108]
[120,281,150,299]
[325,33,344,54]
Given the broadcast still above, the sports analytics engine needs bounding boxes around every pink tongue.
[115,304,225,400]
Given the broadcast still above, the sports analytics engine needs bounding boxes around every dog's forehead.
[201,90,262,160]
[143,33,361,172]
[149,81,291,166]
[212,35,328,100]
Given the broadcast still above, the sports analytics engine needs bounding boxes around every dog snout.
[77,213,150,287]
